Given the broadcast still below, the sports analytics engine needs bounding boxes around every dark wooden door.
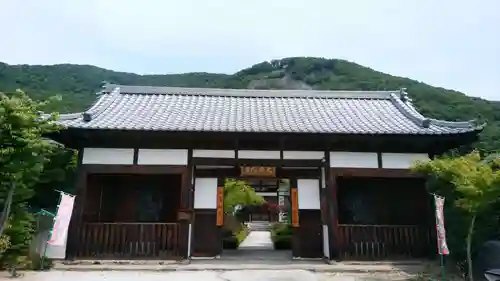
[192,210,219,257]
[297,210,323,258]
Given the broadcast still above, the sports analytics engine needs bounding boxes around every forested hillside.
[0,57,498,152]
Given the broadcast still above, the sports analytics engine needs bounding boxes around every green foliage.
[270,222,293,236]
[0,233,11,257]
[1,57,498,152]
[412,152,500,278]
[223,178,265,214]
[270,222,293,250]
[0,90,74,269]
[222,222,249,249]
[413,152,500,214]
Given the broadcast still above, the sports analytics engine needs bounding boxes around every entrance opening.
[220,177,293,260]
[75,174,182,259]
[337,176,434,259]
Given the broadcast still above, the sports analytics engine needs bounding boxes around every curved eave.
[54,125,484,138]
[390,92,482,132]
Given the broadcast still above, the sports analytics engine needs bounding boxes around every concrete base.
[53,260,427,274]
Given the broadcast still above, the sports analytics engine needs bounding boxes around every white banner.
[434,195,450,255]
[47,193,75,246]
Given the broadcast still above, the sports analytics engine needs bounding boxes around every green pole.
[440,253,446,281]
[40,192,62,270]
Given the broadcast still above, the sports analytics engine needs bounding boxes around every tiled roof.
[56,84,483,135]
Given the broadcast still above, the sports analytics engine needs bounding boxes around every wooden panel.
[337,224,433,260]
[82,175,101,222]
[75,223,179,259]
[192,210,219,257]
[296,210,323,258]
[240,166,276,177]
[331,168,423,178]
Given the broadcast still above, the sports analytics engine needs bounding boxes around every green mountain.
[0,57,498,152]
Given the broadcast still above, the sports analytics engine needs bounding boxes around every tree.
[0,90,72,271]
[412,152,500,281]
[223,178,264,214]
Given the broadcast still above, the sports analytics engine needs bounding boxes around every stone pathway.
[217,228,293,261]
[238,230,274,250]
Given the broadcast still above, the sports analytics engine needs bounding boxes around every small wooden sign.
[240,166,276,177]
[216,186,224,226]
[291,188,299,227]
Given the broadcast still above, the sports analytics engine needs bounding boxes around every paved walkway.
[217,229,293,261]
[238,231,274,250]
[1,270,415,281]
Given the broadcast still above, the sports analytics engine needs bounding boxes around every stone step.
[247,221,270,231]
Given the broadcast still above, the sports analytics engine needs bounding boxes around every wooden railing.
[75,223,179,259]
[338,224,433,260]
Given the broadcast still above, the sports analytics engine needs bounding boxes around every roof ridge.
[104,83,399,99]
[82,87,121,122]
[389,90,479,129]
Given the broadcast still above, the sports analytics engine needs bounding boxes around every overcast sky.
[1,0,499,100]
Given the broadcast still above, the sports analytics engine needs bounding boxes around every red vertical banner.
[48,193,76,246]
[216,186,224,226]
[434,195,450,255]
[291,188,299,227]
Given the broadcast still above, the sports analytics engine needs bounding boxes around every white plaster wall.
[329,152,378,168]
[193,149,235,158]
[193,178,218,209]
[323,225,330,259]
[238,150,280,159]
[283,151,324,160]
[297,179,320,210]
[138,149,188,165]
[82,148,134,165]
[381,153,429,169]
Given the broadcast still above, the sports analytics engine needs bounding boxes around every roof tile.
[56,84,483,135]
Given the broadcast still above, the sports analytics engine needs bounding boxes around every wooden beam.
[194,168,320,179]
[331,168,424,178]
[81,164,187,174]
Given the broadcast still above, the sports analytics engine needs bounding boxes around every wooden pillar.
[177,166,191,259]
[320,159,329,260]
[216,177,225,256]
[290,178,300,258]
[327,169,340,260]
[66,149,86,259]
[325,152,340,260]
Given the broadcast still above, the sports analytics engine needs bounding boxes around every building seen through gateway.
[48,83,483,261]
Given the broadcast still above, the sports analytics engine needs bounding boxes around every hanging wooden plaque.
[216,186,224,226]
[291,188,299,227]
[240,166,276,177]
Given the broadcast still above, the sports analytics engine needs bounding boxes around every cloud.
[1,0,499,99]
